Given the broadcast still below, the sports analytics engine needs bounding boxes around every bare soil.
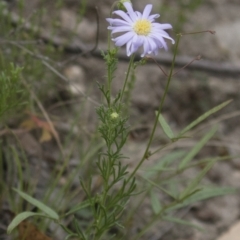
[1,0,240,239]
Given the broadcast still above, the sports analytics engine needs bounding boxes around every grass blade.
[179,99,232,136]
[145,151,186,178]
[65,200,91,216]
[178,126,217,170]
[167,187,236,211]
[150,190,162,214]
[162,216,203,231]
[157,113,174,139]
[180,159,216,199]
[7,212,46,234]
[13,188,59,220]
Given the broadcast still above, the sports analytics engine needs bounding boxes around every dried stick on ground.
[2,7,240,76]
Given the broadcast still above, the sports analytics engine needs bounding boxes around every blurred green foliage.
[0,62,27,121]
[160,0,203,32]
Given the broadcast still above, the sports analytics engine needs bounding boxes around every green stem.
[107,61,112,108]
[132,198,181,240]
[120,54,135,103]
[106,1,119,108]
[126,34,181,184]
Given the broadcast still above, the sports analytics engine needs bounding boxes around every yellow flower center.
[133,19,151,35]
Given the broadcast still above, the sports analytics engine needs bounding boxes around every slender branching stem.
[120,54,135,103]
[126,34,181,183]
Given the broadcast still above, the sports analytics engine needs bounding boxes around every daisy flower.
[106,2,175,57]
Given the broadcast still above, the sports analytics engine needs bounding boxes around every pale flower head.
[106,2,175,57]
[110,112,119,119]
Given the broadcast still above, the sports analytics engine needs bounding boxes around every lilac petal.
[123,2,134,14]
[131,35,143,53]
[148,37,158,53]
[113,10,133,23]
[152,23,171,30]
[155,33,175,44]
[133,35,143,47]
[152,35,167,50]
[151,30,175,44]
[106,18,130,26]
[152,37,164,49]
[142,4,152,19]
[131,43,138,54]
[151,29,171,38]
[114,32,134,47]
[107,2,175,57]
[110,26,132,34]
[152,23,172,30]
[136,11,142,18]
[153,48,159,55]
[142,37,152,56]
[123,2,138,21]
[148,13,160,22]
[161,23,173,29]
[126,41,132,56]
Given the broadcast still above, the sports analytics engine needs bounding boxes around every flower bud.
[117,0,132,11]
[110,112,119,119]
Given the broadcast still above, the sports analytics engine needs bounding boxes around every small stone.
[64,65,86,96]
[215,21,240,63]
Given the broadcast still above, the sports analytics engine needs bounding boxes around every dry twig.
[1,8,240,76]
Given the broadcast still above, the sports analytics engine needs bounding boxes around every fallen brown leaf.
[19,113,58,143]
[18,221,52,240]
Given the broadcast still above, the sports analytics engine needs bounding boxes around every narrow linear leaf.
[178,126,217,170]
[145,150,186,178]
[180,159,216,199]
[162,216,203,231]
[13,188,59,220]
[143,176,176,200]
[59,223,75,235]
[150,190,162,214]
[179,99,232,136]
[157,113,175,139]
[65,200,91,216]
[167,187,236,211]
[74,217,87,240]
[7,212,46,234]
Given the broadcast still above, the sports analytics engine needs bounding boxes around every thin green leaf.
[179,99,232,136]
[13,188,59,220]
[168,180,179,200]
[157,151,186,169]
[167,187,236,211]
[162,216,203,231]
[157,113,174,139]
[180,159,216,199]
[7,212,46,234]
[143,176,177,200]
[60,223,75,235]
[74,217,87,240]
[178,126,217,170]
[150,190,162,214]
[145,151,186,178]
[65,234,78,240]
[65,200,91,216]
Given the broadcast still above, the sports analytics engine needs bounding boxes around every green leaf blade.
[7,212,46,234]
[157,113,175,139]
[65,200,91,216]
[178,126,217,170]
[162,216,203,231]
[13,188,59,220]
[180,159,216,200]
[150,190,162,214]
[167,187,236,212]
[179,99,232,136]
